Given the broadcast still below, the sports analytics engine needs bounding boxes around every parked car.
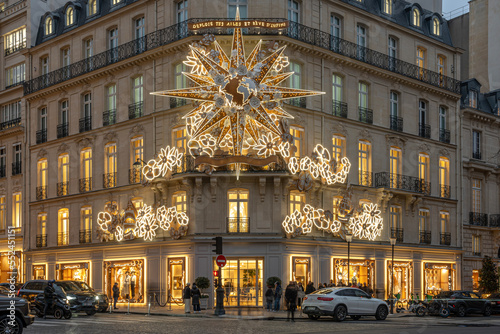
[484,293,500,314]
[0,286,9,295]
[0,282,24,293]
[0,295,35,334]
[302,287,389,321]
[18,280,98,315]
[434,291,492,317]
[70,281,109,312]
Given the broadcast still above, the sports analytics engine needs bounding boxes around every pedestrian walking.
[191,283,201,313]
[273,281,282,311]
[305,281,315,294]
[265,285,274,311]
[43,280,55,319]
[112,282,120,309]
[296,282,305,308]
[183,283,191,313]
[285,281,298,322]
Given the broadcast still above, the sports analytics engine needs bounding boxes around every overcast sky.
[442,0,470,15]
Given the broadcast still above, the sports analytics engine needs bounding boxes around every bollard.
[109,303,113,314]
[127,299,130,315]
[146,301,151,317]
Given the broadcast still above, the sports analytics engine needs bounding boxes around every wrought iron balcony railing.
[170,155,288,174]
[439,129,450,144]
[57,123,69,138]
[79,177,92,193]
[419,180,431,196]
[36,129,47,144]
[472,151,481,160]
[57,182,68,196]
[284,97,306,108]
[358,171,372,187]
[418,123,431,139]
[227,217,249,233]
[57,232,69,246]
[170,98,188,109]
[374,172,429,194]
[332,100,348,118]
[440,232,451,246]
[390,115,403,132]
[0,165,5,178]
[128,102,143,120]
[79,229,92,244]
[103,172,117,188]
[36,234,47,248]
[440,184,451,198]
[24,19,461,96]
[103,109,116,126]
[79,116,92,133]
[129,168,143,184]
[36,186,47,200]
[0,118,21,130]
[469,212,488,226]
[489,214,500,228]
[12,161,21,175]
[419,231,431,244]
[391,228,404,243]
[358,107,373,124]
[5,41,26,56]
[473,251,481,257]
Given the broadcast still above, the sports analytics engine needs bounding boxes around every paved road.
[24,313,499,334]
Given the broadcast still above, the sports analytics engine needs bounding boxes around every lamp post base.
[214,286,225,315]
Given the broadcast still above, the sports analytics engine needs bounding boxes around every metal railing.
[469,212,488,226]
[170,98,188,109]
[79,116,92,133]
[440,232,451,246]
[103,172,117,188]
[79,229,92,244]
[57,123,69,138]
[36,234,47,248]
[419,231,431,244]
[332,100,348,118]
[79,177,92,193]
[57,182,68,196]
[473,251,481,257]
[129,168,143,184]
[36,186,47,200]
[5,41,26,56]
[440,184,451,198]
[103,109,116,126]
[358,171,372,187]
[171,155,288,174]
[227,217,250,233]
[358,107,373,124]
[472,151,481,160]
[391,228,404,243]
[24,19,461,96]
[439,129,450,143]
[374,172,430,194]
[0,118,21,130]
[57,232,68,246]
[390,115,403,132]
[418,123,431,138]
[12,161,21,175]
[489,215,500,228]
[284,97,306,108]
[0,165,5,178]
[36,129,47,144]
[128,102,143,120]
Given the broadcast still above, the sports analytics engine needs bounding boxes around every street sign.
[216,255,227,268]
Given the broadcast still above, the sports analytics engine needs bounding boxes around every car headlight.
[67,296,76,300]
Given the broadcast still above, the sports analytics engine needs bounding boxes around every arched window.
[88,0,97,16]
[45,16,53,36]
[433,17,441,36]
[66,6,74,26]
[412,8,421,27]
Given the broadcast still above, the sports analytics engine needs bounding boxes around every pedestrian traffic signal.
[212,236,222,254]
[213,270,218,277]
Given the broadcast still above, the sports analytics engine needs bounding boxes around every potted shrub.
[195,276,210,309]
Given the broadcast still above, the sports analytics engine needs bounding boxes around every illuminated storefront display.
[216,259,263,307]
[168,258,186,302]
[56,263,89,282]
[333,259,374,289]
[424,263,455,296]
[472,269,479,292]
[104,259,144,303]
[292,257,310,286]
[0,251,21,282]
[387,261,413,299]
[32,264,46,280]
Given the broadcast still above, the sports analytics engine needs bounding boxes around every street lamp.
[132,158,146,170]
[346,233,353,286]
[390,236,397,314]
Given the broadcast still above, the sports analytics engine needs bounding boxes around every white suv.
[302,287,389,321]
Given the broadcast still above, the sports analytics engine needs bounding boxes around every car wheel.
[54,308,64,319]
[416,306,425,317]
[457,305,466,317]
[439,307,450,318]
[64,311,72,320]
[375,305,388,320]
[333,305,347,322]
[0,315,23,334]
[483,305,491,317]
[307,314,320,320]
[350,315,361,320]
[86,310,96,316]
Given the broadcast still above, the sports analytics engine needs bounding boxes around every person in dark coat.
[43,280,55,319]
[112,282,120,309]
[285,281,298,322]
[305,281,315,294]
[265,285,274,311]
[191,283,201,313]
[183,283,191,313]
[273,281,282,311]
[296,282,305,308]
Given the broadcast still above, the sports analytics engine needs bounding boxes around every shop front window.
[472,270,479,292]
[104,259,144,303]
[333,259,374,290]
[33,264,46,280]
[292,257,310,287]
[168,258,185,302]
[424,263,455,297]
[387,261,412,300]
[216,258,263,307]
[56,263,89,283]
[1,251,21,282]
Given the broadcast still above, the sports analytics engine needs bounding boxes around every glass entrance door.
[217,259,263,307]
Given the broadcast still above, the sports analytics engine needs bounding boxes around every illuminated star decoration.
[151,8,323,160]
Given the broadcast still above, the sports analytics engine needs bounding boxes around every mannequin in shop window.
[131,271,137,300]
[124,271,131,300]
[116,269,124,300]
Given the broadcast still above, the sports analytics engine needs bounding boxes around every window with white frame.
[60,100,69,126]
[440,211,449,234]
[173,127,187,152]
[383,0,392,15]
[412,8,421,27]
[469,90,478,108]
[132,76,143,104]
[358,82,368,108]
[288,0,300,23]
[4,28,26,54]
[44,16,53,36]
[332,135,345,162]
[356,25,367,59]
[58,154,69,194]
[12,192,22,228]
[88,0,97,16]
[175,63,187,89]
[37,212,47,237]
[106,84,117,112]
[80,148,92,184]
[0,197,5,231]
[390,147,402,181]
[0,147,5,175]
[135,17,145,39]
[416,48,425,78]
[472,235,481,255]
[439,157,449,197]
[58,208,69,245]
[177,0,188,23]
[433,17,441,36]
[109,28,118,49]
[104,143,117,187]
[418,153,429,183]
[37,159,48,192]
[418,209,429,233]
[83,93,92,118]
[289,190,305,214]
[131,136,143,168]
[419,100,427,125]
[65,6,74,26]
[1,101,21,122]
[332,74,343,102]
[439,106,447,131]
[472,130,481,158]
[62,47,71,68]
[358,140,371,186]
[472,179,481,213]
[5,63,25,87]
[390,91,398,117]
[331,15,341,38]
[13,143,21,166]
[84,38,93,59]
[290,126,303,157]
[40,107,47,131]
[80,206,92,233]
[173,191,187,212]
[390,206,401,230]
[227,188,249,233]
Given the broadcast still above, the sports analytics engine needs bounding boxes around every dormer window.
[88,0,97,17]
[412,8,421,27]
[111,0,123,5]
[66,6,74,26]
[432,17,441,36]
[383,0,392,15]
[44,16,53,36]
[469,90,478,108]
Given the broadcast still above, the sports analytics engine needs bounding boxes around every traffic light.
[212,236,223,254]
[213,270,218,277]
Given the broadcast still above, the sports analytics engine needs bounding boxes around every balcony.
[227,217,249,233]
[170,98,188,109]
[490,215,500,228]
[419,231,431,244]
[12,161,21,175]
[128,102,143,120]
[469,212,488,226]
[57,182,68,196]
[391,228,404,243]
[57,123,69,138]
[358,107,373,124]
[439,129,450,144]
[79,177,92,193]
[358,171,372,187]
[79,116,92,133]
[36,186,47,200]
[57,232,69,246]
[473,251,481,257]
[472,151,481,160]
[374,172,430,194]
[36,234,47,248]
[79,229,92,244]
[440,184,451,198]
[5,41,26,56]
[440,232,451,246]
[103,172,117,188]
[418,123,431,139]
[103,109,116,126]
[0,165,5,178]
[390,115,403,132]
[0,118,21,130]
[285,97,306,108]
[129,168,143,184]
[332,101,348,118]
[36,129,47,144]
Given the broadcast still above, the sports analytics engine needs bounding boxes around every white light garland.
[142,146,184,181]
